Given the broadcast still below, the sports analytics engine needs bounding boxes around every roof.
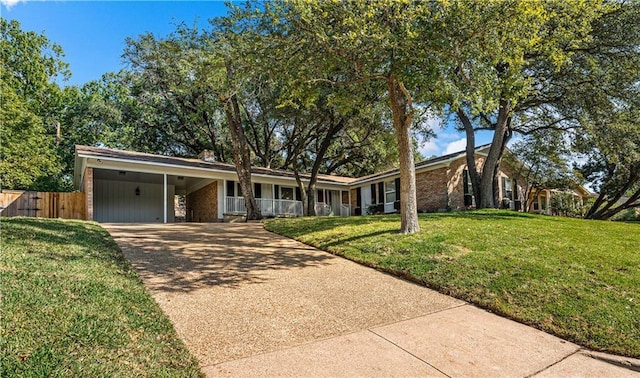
[75,145,357,184]
[349,144,491,185]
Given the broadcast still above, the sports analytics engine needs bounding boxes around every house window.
[502,177,513,200]
[385,180,396,204]
[254,183,262,198]
[281,187,294,200]
[226,180,235,197]
[317,189,325,203]
[341,190,349,204]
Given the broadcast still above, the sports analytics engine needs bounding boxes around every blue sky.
[1,0,491,157]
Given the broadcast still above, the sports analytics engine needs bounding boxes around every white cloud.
[1,0,24,9]
[443,138,467,155]
[419,140,440,158]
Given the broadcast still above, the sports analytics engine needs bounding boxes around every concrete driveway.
[105,223,639,377]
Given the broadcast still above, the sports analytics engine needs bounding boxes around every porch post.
[163,174,167,223]
[546,190,551,215]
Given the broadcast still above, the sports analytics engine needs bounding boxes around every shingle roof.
[76,143,491,186]
[75,145,357,184]
[349,144,491,185]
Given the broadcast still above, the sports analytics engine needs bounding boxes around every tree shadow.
[104,223,337,293]
[4,217,131,271]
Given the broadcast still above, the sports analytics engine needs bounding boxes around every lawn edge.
[262,220,639,359]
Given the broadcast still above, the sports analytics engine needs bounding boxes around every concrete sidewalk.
[105,223,640,378]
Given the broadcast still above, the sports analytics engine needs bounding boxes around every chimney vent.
[198,150,216,162]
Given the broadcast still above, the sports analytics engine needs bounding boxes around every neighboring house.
[73,144,589,223]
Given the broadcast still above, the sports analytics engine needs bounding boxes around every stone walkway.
[105,223,640,377]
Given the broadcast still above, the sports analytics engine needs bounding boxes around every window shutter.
[226,180,235,197]
[370,184,376,203]
[463,169,473,206]
[378,182,384,203]
[463,170,469,195]
[274,185,280,199]
[501,177,507,199]
[254,183,262,198]
[356,188,362,208]
[513,180,519,200]
[296,187,301,201]
[394,177,401,201]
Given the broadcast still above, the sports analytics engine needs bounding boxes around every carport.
[91,168,216,223]
[74,146,229,223]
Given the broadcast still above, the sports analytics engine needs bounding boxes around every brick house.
[74,144,581,223]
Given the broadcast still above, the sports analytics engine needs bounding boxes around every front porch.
[224,197,352,217]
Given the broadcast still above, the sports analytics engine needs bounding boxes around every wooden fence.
[0,190,86,220]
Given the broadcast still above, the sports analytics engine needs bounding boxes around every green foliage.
[0,18,70,190]
[265,211,640,357]
[0,80,61,190]
[1,218,202,376]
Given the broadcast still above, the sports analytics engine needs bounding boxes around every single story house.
[73,144,589,223]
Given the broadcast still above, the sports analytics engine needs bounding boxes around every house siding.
[186,182,218,222]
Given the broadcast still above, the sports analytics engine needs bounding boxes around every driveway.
[105,223,640,377]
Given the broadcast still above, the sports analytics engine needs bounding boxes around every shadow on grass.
[4,217,132,272]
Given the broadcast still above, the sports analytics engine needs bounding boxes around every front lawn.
[264,210,640,357]
[0,218,202,377]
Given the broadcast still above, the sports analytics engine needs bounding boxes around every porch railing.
[226,196,349,217]
[315,203,331,216]
[314,202,351,216]
[225,197,303,217]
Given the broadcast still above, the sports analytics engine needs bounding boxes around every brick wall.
[186,182,218,222]
[415,167,449,212]
[447,155,486,210]
[83,167,93,220]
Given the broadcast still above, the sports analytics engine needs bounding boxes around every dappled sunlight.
[104,223,336,293]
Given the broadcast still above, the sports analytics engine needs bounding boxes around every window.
[281,187,294,200]
[385,180,396,204]
[254,183,262,198]
[502,177,513,200]
[317,189,325,203]
[341,190,349,204]
[226,180,235,197]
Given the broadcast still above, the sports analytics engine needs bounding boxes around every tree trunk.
[388,76,419,234]
[478,99,511,208]
[294,170,310,216]
[224,92,262,221]
[457,108,482,206]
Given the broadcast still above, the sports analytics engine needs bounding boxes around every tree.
[576,108,640,220]
[434,1,609,208]
[509,131,580,212]
[0,18,67,190]
[233,0,447,233]
[0,81,61,190]
[122,30,233,159]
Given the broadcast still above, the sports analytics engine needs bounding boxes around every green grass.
[265,210,640,357]
[1,218,202,377]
